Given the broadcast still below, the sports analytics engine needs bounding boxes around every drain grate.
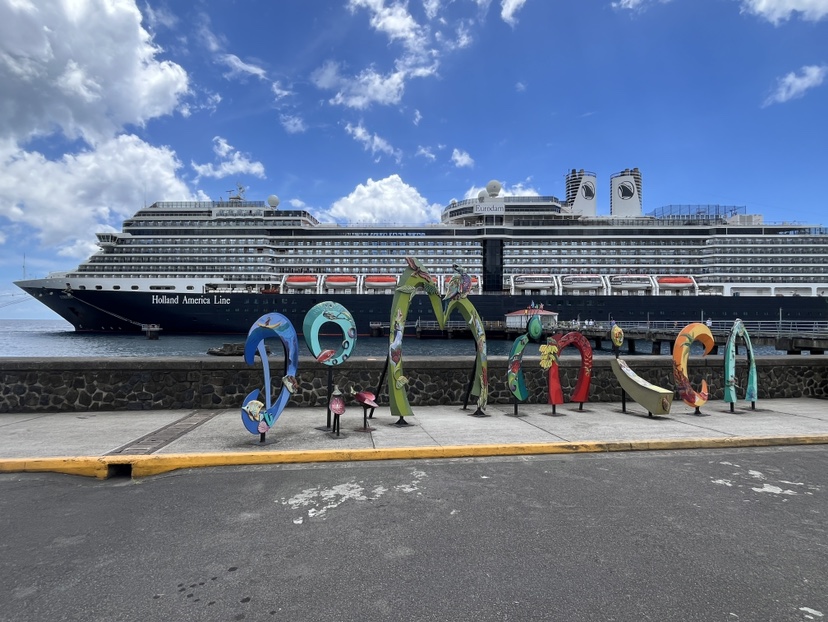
[107,410,221,455]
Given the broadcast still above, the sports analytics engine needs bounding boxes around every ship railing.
[606,319,828,339]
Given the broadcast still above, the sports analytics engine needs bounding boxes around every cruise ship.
[15,169,828,335]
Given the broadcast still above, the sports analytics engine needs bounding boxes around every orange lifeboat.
[657,276,694,289]
[325,275,357,289]
[364,275,397,287]
[285,275,318,289]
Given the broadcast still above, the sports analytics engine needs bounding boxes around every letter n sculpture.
[387,257,488,424]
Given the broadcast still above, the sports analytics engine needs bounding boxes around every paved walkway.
[1,398,827,478]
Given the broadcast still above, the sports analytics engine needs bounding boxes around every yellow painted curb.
[4,434,828,479]
[0,457,110,479]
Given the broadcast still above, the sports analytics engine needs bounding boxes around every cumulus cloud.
[0,134,197,257]
[0,0,195,266]
[345,122,403,163]
[451,148,474,168]
[322,175,442,224]
[740,0,828,23]
[763,64,828,106]
[0,0,189,146]
[191,137,266,180]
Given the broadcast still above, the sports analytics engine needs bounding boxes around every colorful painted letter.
[241,312,300,435]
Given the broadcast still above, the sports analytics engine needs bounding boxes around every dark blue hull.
[19,287,828,335]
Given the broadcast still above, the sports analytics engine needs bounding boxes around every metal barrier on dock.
[370,319,828,353]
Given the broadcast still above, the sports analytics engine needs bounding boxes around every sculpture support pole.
[462,349,476,411]
[370,354,390,419]
[326,367,333,428]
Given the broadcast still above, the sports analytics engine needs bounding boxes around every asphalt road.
[1,447,826,622]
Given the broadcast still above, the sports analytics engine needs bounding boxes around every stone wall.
[0,355,826,413]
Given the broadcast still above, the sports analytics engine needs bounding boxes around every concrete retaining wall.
[1,355,826,413]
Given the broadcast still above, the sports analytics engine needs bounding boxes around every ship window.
[187,286,194,290]
[113,285,120,290]
[131,286,139,290]
[95,285,102,290]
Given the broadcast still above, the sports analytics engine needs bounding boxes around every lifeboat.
[657,276,695,289]
[609,275,652,290]
[324,275,357,289]
[514,275,556,291]
[285,275,318,290]
[561,275,604,290]
[364,275,397,288]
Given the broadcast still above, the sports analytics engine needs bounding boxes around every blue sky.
[1,0,827,320]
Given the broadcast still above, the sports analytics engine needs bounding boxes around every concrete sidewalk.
[1,398,827,479]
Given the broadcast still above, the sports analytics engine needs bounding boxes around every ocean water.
[0,319,784,358]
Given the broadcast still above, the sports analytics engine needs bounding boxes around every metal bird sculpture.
[443,263,472,302]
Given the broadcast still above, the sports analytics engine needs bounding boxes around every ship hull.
[18,285,828,336]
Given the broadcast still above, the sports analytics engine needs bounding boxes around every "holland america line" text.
[152,295,231,305]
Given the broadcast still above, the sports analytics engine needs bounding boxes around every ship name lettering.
[152,295,179,304]
[213,295,231,304]
[183,296,211,304]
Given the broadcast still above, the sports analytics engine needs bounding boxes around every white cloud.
[272,80,293,100]
[763,64,828,106]
[191,136,266,180]
[323,175,442,224]
[740,0,828,23]
[0,134,197,256]
[451,148,474,168]
[464,179,539,199]
[0,0,189,146]
[345,122,403,163]
[611,0,672,10]
[423,0,442,20]
[218,53,267,80]
[280,114,307,133]
[416,146,436,161]
[349,0,423,47]
[515,81,526,92]
[501,0,528,25]
[312,60,408,109]
[0,0,197,265]
[413,109,422,125]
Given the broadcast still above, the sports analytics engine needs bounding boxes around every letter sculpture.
[303,301,357,434]
[241,312,300,440]
[672,322,714,412]
[543,331,594,412]
[387,258,488,423]
[724,319,757,411]
[507,314,543,403]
